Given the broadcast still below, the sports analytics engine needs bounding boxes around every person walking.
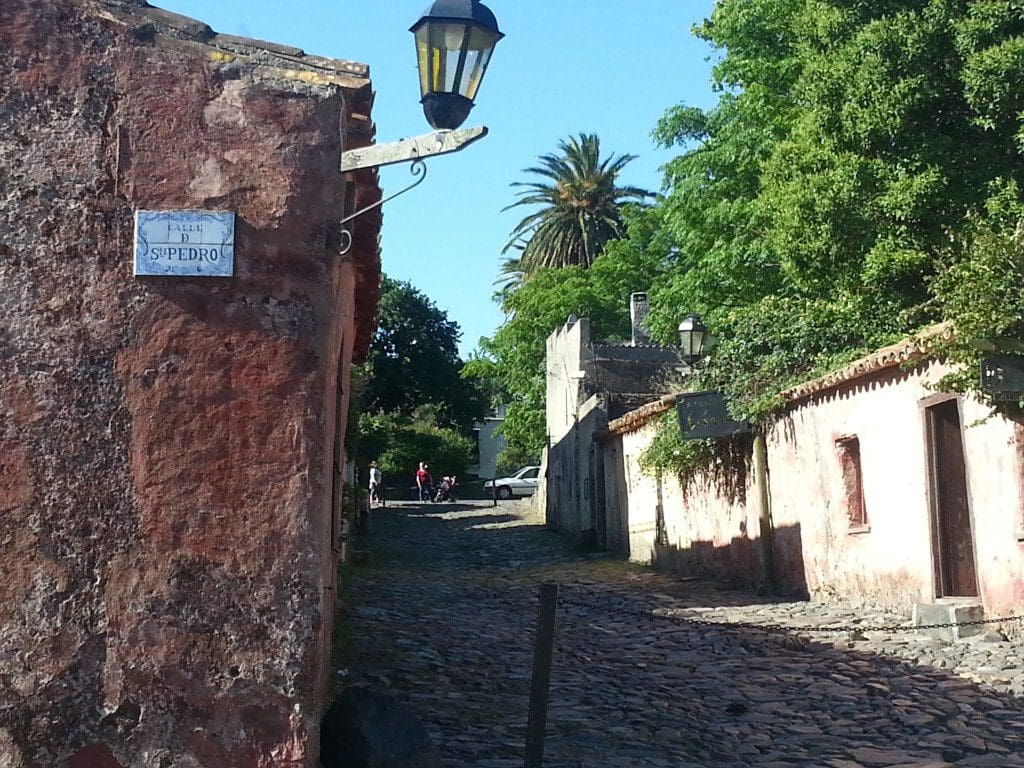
[368,461,382,506]
[415,462,432,502]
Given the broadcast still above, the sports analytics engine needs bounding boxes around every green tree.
[502,133,650,277]
[365,275,487,432]
[639,0,1024,422]
[480,207,673,456]
[359,413,475,482]
[931,181,1024,400]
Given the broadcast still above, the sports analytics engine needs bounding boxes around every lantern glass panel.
[460,26,499,100]
[689,327,706,358]
[415,22,472,96]
[679,315,707,360]
[415,26,431,96]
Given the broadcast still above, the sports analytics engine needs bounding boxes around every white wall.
[602,360,1024,617]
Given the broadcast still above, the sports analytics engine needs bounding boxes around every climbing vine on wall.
[638,411,716,480]
[639,411,754,506]
[930,181,1024,406]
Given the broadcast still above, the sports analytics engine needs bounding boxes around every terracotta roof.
[602,394,679,439]
[780,322,955,402]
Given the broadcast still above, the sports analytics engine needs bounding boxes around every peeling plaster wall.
[0,1,380,765]
[605,360,1024,623]
[544,318,683,538]
[770,360,1024,618]
[605,426,763,589]
[545,317,590,447]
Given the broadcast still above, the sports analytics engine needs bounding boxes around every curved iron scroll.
[338,157,427,256]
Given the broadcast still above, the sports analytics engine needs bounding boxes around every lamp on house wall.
[411,0,504,130]
[678,314,709,366]
[337,1,503,254]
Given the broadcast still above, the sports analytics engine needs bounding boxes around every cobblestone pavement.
[337,501,1024,767]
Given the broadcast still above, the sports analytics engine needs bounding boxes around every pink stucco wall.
[770,360,1024,617]
[608,359,1024,621]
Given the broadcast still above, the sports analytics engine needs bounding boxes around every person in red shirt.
[415,462,432,502]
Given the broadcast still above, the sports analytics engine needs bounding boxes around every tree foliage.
[358,413,475,482]
[365,275,487,432]
[478,208,673,456]
[354,276,484,482]
[931,181,1024,400]
[503,133,650,276]
[640,0,1024,421]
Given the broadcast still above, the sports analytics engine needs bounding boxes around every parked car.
[484,466,541,500]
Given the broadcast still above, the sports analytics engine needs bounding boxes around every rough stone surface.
[340,500,1024,767]
[321,686,442,768]
[0,1,380,765]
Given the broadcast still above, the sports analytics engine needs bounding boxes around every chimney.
[630,292,650,346]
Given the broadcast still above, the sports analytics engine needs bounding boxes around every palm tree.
[494,250,526,292]
[502,133,650,277]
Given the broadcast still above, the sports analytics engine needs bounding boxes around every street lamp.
[411,0,504,131]
[337,2,504,254]
[678,314,708,366]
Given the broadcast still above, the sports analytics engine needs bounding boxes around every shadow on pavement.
[341,500,1024,767]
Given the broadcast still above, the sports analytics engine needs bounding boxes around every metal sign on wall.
[677,391,751,440]
[134,210,235,277]
[980,355,1024,402]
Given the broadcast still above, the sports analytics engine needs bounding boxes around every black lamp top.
[410,0,504,37]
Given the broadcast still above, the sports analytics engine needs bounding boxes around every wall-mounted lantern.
[411,0,504,130]
[678,314,709,366]
[337,1,504,254]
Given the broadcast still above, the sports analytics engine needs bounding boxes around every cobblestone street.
[338,501,1024,768]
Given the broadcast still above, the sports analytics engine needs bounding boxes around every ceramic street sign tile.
[134,210,235,277]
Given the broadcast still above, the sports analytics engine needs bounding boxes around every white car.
[484,466,541,500]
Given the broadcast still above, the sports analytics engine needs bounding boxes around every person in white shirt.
[368,461,382,505]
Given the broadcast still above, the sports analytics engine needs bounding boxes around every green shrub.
[358,413,474,482]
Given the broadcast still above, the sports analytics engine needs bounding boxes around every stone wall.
[545,317,590,446]
[0,1,380,765]
[543,315,682,539]
[547,395,607,544]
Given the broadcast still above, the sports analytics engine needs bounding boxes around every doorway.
[925,398,979,598]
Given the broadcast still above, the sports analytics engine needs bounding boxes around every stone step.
[913,599,985,642]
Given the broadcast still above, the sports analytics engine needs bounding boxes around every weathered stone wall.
[547,395,607,544]
[0,1,380,765]
[543,317,683,538]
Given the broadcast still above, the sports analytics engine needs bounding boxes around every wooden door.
[926,399,979,597]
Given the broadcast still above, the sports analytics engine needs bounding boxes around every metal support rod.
[492,477,498,507]
[524,583,559,768]
[752,431,777,591]
[338,157,427,255]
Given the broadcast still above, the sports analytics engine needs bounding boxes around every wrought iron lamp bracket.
[338,156,427,256]
[336,126,486,256]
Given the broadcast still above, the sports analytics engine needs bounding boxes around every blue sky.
[158,1,719,355]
